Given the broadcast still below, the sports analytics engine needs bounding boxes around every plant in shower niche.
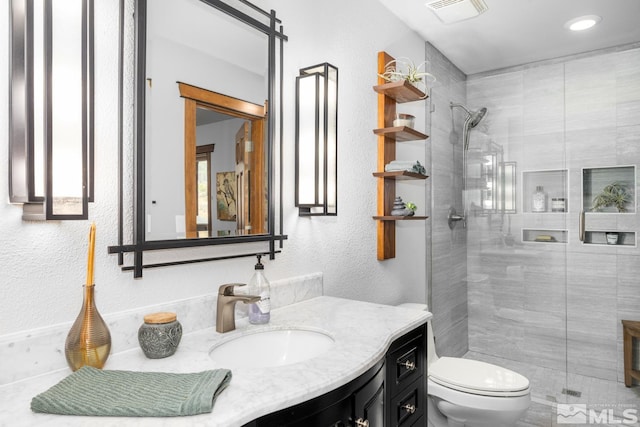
[378,58,436,97]
[592,182,632,212]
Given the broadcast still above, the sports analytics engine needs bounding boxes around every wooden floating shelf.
[373,216,429,221]
[373,171,428,180]
[373,80,427,103]
[373,126,428,142]
[374,51,431,261]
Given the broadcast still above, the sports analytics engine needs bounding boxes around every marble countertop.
[0,296,430,427]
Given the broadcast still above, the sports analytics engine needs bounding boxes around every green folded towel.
[31,367,232,417]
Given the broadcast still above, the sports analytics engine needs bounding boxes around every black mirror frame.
[108,0,288,277]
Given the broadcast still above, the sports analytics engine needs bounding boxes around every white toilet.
[398,303,530,427]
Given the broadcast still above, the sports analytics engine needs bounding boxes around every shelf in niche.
[372,171,428,180]
[522,169,568,213]
[582,166,636,213]
[522,228,568,244]
[583,231,636,247]
[372,126,428,142]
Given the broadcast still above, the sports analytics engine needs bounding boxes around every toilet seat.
[429,357,530,397]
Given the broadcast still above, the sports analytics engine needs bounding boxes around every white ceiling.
[377,0,640,75]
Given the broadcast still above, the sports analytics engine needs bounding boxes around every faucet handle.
[218,283,247,296]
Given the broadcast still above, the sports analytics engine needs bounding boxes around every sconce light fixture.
[295,63,338,216]
[9,0,94,220]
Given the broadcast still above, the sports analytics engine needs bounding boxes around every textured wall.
[0,0,429,336]
[466,45,640,382]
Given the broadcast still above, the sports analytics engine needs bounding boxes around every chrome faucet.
[216,283,261,333]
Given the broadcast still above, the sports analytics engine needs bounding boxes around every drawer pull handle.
[402,403,416,414]
[400,360,416,371]
[355,418,369,427]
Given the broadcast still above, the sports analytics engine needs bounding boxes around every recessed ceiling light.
[564,15,602,31]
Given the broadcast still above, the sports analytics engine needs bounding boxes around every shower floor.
[463,351,640,427]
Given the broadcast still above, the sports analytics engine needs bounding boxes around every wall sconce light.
[9,0,94,220]
[295,63,338,216]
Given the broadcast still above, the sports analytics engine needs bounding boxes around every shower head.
[467,107,487,128]
[450,102,487,127]
[450,102,488,151]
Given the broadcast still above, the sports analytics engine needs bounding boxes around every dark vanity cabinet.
[385,324,426,426]
[244,323,426,427]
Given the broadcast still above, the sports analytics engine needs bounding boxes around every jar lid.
[143,312,177,324]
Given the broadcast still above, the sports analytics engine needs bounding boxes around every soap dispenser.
[247,255,270,324]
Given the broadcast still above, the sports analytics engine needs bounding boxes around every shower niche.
[581,165,636,247]
[522,228,568,244]
[522,169,568,213]
[582,166,635,214]
[521,169,569,244]
[519,166,637,247]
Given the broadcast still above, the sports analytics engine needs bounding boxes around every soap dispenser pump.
[247,255,270,324]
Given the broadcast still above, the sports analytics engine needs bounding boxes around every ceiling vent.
[425,0,488,24]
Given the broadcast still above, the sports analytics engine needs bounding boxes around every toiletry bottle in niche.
[247,255,270,324]
[532,185,547,212]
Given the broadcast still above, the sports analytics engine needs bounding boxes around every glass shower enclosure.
[457,45,640,420]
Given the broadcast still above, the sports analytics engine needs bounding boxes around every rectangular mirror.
[108,0,287,277]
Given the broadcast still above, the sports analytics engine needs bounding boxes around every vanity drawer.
[388,377,424,426]
[386,326,425,397]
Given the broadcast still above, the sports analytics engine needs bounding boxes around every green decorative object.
[390,196,413,216]
[592,182,631,212]
[377,58,436,97]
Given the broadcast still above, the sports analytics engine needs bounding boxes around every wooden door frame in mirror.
[108,0,287,277]
[178,82,268,239]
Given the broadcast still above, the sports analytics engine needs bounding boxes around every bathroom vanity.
[247,322,426,426]
[0,296,430,427]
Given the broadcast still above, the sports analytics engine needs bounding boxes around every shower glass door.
[464,45,640,422]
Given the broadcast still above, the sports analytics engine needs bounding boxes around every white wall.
[0,0,428,337]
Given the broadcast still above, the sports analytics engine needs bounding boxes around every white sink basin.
[209,329,334,368]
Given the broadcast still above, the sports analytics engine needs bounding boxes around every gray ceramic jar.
[138,312,182,359]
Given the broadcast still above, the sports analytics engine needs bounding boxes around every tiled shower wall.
[465,44,640,382]
[426,42,469,357]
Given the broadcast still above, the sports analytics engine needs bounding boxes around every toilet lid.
[429,357,529,396]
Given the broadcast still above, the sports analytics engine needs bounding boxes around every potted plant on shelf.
[591,182,632,212]
[378,58,436,97]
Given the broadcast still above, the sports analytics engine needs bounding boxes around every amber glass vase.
[64,284,112,371]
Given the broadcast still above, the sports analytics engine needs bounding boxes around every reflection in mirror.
[178,83,267,239]
[502,161,517,214]
[467,141,506,215]
[145,0,269,241]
